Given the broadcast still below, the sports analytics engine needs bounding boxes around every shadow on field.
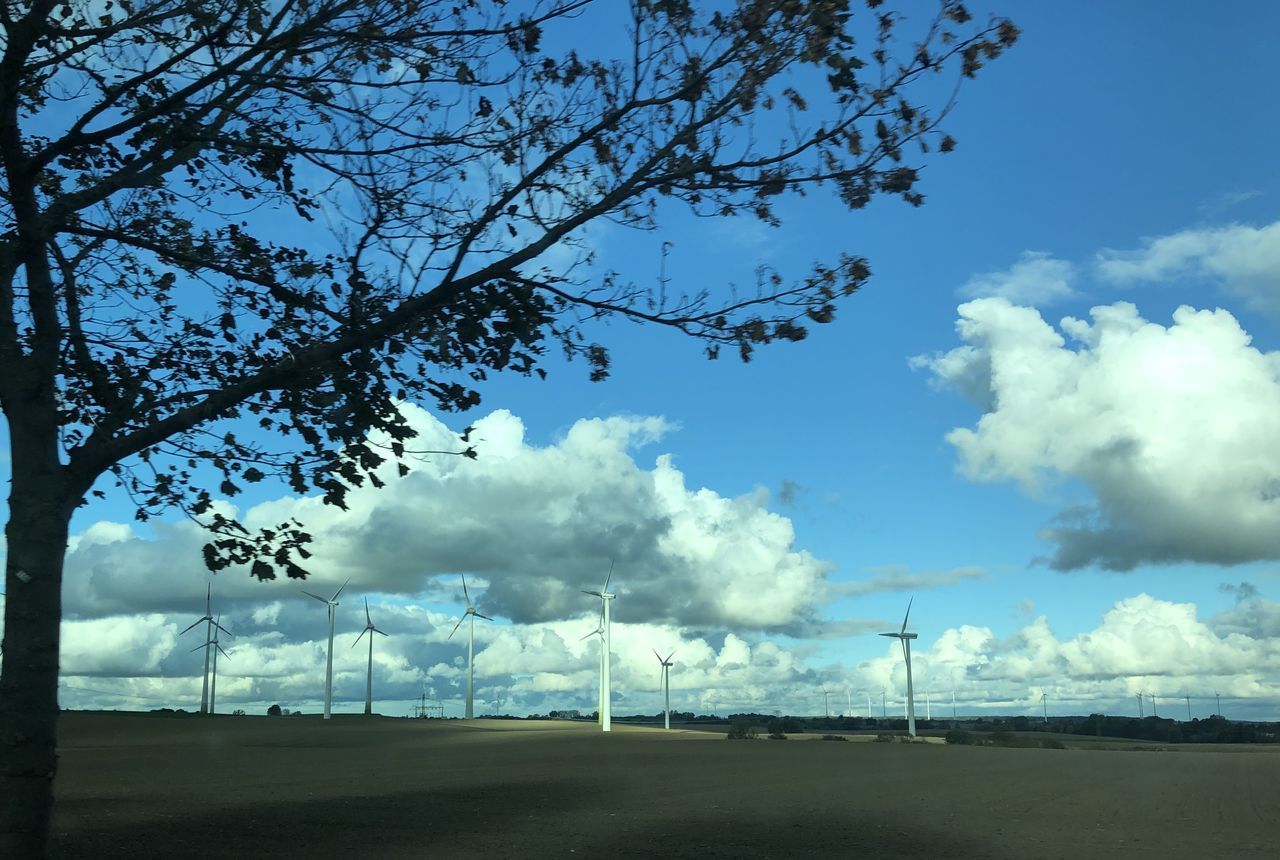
[52,778,994,859]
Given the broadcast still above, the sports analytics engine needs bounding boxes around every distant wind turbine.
[583,562,617,732]
[352,598,389,715]
[302,578,350,720]
[190,613,231,714]
[180,585,231,715]
[879,597,918,737]
[654,649,675,729]
[447,574,492,719]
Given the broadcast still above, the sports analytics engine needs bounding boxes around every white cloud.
[959,251,1076,306]
[1096,220,1280,315]
[916,297,1280,570]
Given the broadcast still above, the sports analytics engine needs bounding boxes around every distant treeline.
[682,712,1279,744]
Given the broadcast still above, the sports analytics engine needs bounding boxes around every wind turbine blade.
[353,628,368,647]
[215,643,230,659]
[190,641,209,653]
[301,590,328,603]
[900,638,908,663]
[461,574,471,606]
[213,620,234,638]
[205,584,211,613]
[180,618,204,635]
[653,648,662,662]
[331,577,350,603]
[878,632,896,639]
[665,651,676,664]
[582,590,603,598]
[603,558,614,593]
[475,612,494,621]
[580,629,598,641]
[901,596,914,635]
[374,627,389,637]
[365,597,371,626]
[447,615,465,640]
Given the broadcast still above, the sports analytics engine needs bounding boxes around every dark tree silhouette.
[0,0,1016,852]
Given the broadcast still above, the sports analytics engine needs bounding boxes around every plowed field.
[49,713,1280,858]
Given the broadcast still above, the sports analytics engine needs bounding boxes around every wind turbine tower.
[655,650,675,729]
[180,585,231,715]
[583,563,617,732]
[302,578,350,720]
[879,598,919,737]
[1185,694,1192,721]
[352,597,389,715]
[190,613,231,714]
[447,574,492,719]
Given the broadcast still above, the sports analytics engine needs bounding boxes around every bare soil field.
[49,712,1280,858]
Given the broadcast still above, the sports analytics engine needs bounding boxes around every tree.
[0,0,1016,852]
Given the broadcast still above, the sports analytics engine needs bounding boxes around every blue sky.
[6,2,1280,720]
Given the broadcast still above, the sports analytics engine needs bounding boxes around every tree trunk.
[0,413,77,857]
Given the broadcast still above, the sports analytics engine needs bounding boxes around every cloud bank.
[63,406,833,631]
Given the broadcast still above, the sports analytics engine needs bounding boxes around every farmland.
[50,712,1280,858]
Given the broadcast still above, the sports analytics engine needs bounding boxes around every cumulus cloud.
[916,297,1280,570]
[1096,220,1280,315]
[1211,595,1280,639]
[959,251,1077,306]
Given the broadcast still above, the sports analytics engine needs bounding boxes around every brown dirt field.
[48,712,1280,858]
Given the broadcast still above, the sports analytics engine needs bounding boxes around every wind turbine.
[180,585,231,715]
[583,562,616,732]
[302,578,350,720]
[447,574,492,719]
[879,597,918,737]
[653,650,675,729]
[190,614,231,714]
[352,597,389,716]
